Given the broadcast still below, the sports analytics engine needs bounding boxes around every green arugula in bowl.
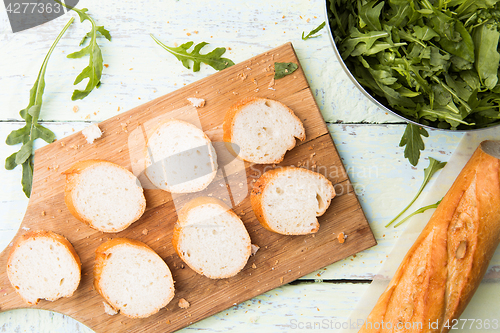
[327,0,500,164]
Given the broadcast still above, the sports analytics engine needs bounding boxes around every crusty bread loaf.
[359,140,500,333]
[64,160,146,233]
[172,197,251,279]
[94,238,175,318]
[7,230,81,305]
[144,119,218,193]
[223,97,305,164]
[251,167,335,235]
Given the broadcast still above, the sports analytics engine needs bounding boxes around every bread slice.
[94,238,175,318]
[144,119,218,193]
[223,97,305,164]
[64,160,146,233]
[7,230,81,305]
[251,167,335,235]
[172,197,251,279]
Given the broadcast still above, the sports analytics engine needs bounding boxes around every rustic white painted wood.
[0,0,398,124]
[0,0,496,331]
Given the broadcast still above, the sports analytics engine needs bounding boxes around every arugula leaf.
[150,34,234,72]
[302,21,326,40]
[473,24,500,89]
[4,18,74,197]
[399,123,429,167]
[340,28,389,59]
[359,0,384,31]
[386,157,446,227]
[274,62,298,79]
[393,199,442,228]
[413,26,439,41]
[60,3,111,101]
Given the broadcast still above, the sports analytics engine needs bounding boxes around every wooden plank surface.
[0,0,400,124]
[0,43,375,332]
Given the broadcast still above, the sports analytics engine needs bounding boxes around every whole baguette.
[359,141,500,333]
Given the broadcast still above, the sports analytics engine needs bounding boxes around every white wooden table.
[0,0,470,331]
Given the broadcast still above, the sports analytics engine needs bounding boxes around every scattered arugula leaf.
[399,123,429,166]
[274,62,298,79]
[385,157,446,228]
[150,34,234,72]
[56,1,112,100]
[327,0,500,165]
[393,199,442,228]
[302,21,326,40]
[5,18,74,197]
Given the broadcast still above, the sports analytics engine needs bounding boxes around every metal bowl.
[323,0,500,132]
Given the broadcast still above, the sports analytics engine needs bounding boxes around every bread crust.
[222,97,306,163]
[7,230,81,305]
[63,159,146,233]
[93,238,175,318]
[250,166,335,235]
[358,141,500,333]
[172,197,252,279]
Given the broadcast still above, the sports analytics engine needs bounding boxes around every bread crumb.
[187,97,205,108]
[57,209,62,213]
[72,105,79,113]
[82,123,102,144]
[21,227,30,231]
[268,78,275,88]
[166,319,171,324]
[178,298,190,309]
[41,211,46,216]
[103,302,118,315]
[252,263,257,269]
[250,244,260,256]
[338,232,346,244]
[142,228,148,235]
[280,276,284,284]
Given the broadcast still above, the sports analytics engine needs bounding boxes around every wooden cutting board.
[0,43,376,332]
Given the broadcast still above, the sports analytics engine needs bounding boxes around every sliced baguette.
[223,97,305,164]
[64,160,146,233]
[251,167,335,235]
[144,119,218,193]
[94,238,175,318]
[358,141,500,333]
[172,197,251,279]
[7,230,81,305]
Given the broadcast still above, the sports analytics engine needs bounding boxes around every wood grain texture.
[0,122,471,282]
[0,43,376,332]
[0,0,401,124]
